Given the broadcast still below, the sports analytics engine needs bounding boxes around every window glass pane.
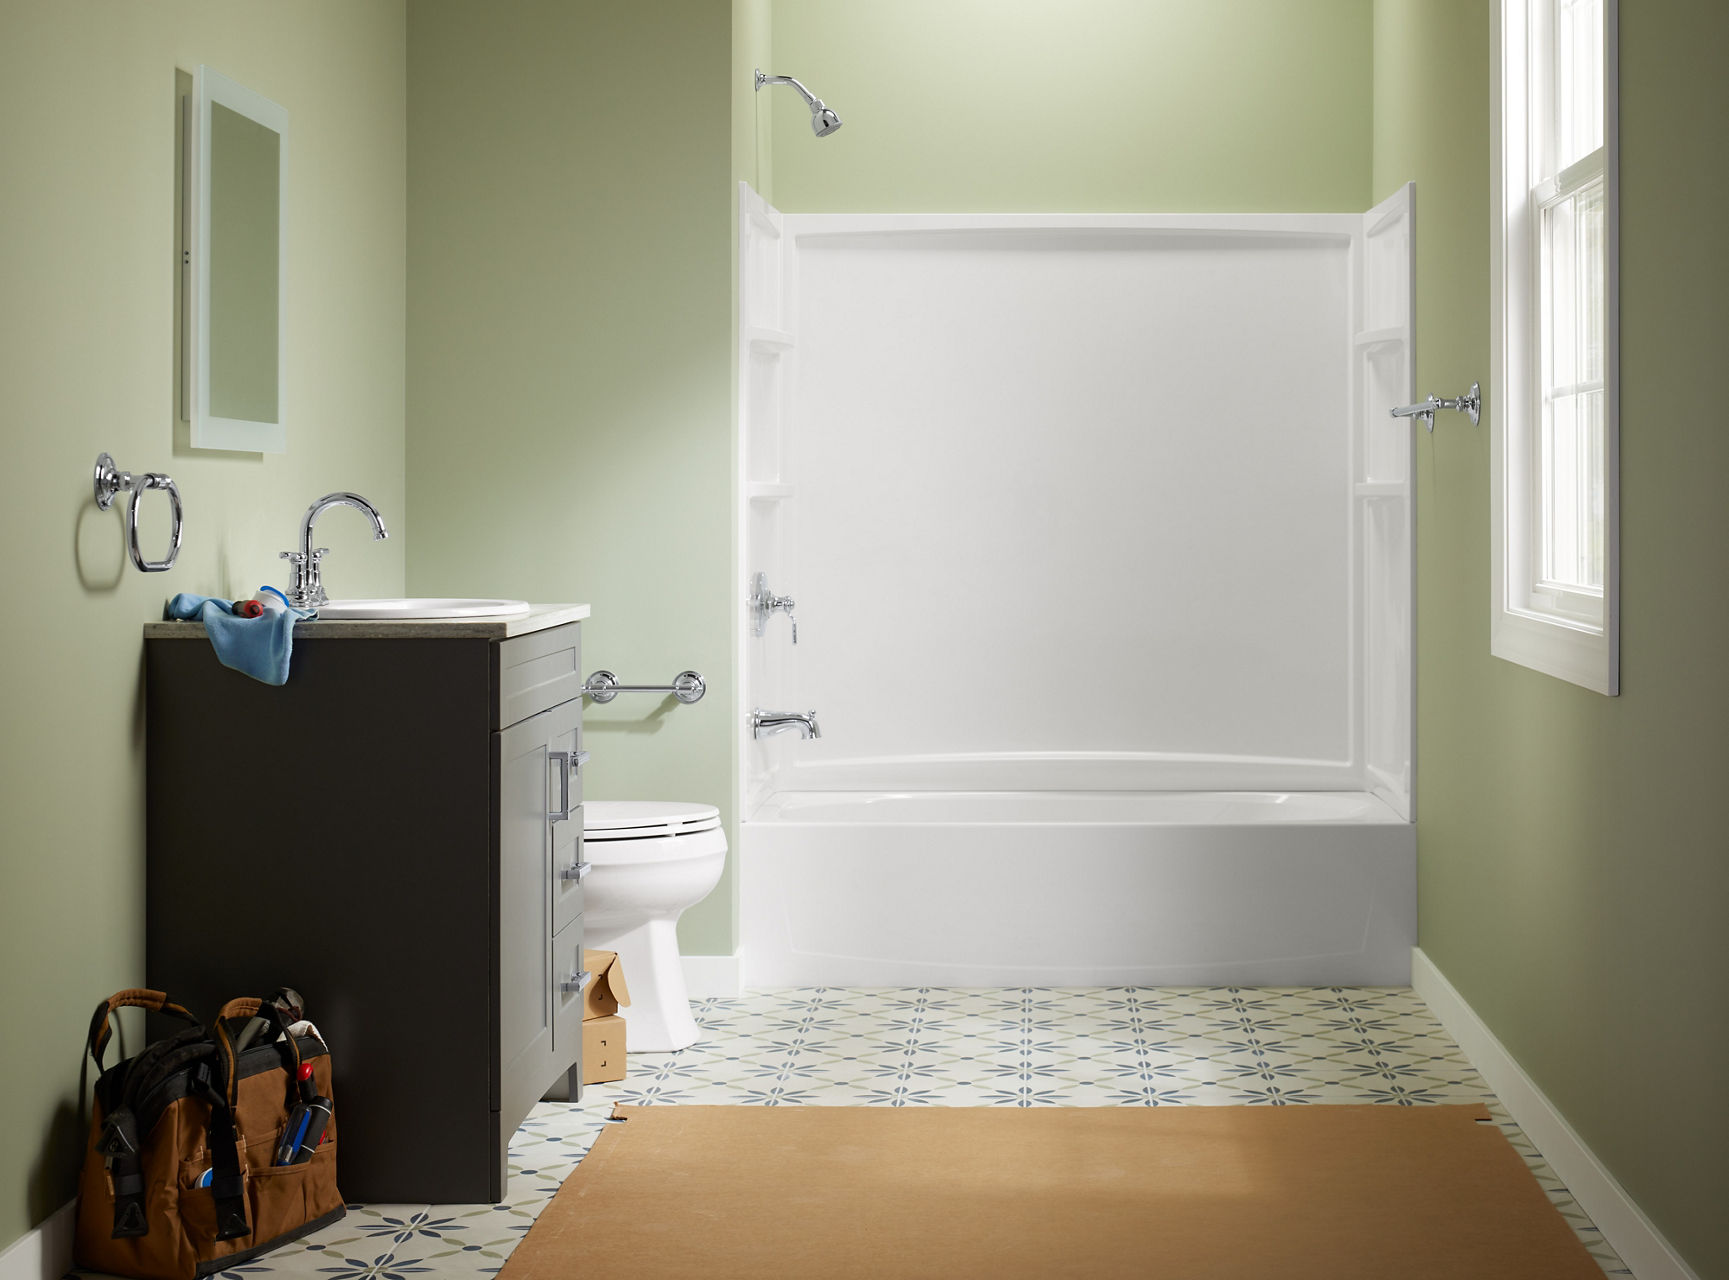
[1555,0,1604,170]
[1538,177,1606,592]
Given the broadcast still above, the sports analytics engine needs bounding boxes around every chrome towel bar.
[93,452,184,572]
[1391,382,1481,433]
[583,670,706,704]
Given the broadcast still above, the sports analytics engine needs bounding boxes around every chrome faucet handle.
[750,572,801,642]
[278,548,330,608]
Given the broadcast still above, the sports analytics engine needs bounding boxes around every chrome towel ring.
[93,452,184,573]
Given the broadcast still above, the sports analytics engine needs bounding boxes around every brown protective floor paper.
[500,1103,1604,1279]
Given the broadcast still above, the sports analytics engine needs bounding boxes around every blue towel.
[165,591,314,686]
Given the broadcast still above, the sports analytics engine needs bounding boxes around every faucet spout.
[283,491,389,609]
[300,492,389,554]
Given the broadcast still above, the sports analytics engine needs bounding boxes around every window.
[1491,0,1619,694]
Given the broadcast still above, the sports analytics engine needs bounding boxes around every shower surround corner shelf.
[745,326,795,351]
[1354,326,1407,348]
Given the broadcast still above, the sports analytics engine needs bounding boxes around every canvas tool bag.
[75,989,345,1280]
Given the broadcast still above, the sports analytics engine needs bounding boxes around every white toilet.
[581,801,727,1053]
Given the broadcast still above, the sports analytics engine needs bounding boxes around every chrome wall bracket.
[93,452,184,572]
[584,670,706,704]
[1391,382,1481,433]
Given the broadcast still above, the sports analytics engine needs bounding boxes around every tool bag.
[75,989,345,1280]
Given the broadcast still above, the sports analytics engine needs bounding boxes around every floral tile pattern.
[77,987,1628,1277]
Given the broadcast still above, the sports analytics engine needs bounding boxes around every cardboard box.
[579,950,631,1085]
[583,950,631,1020]
[582,1015,627,1085]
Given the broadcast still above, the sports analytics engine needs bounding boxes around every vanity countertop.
[144,602,590,641]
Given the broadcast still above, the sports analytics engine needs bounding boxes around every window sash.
[1529,151,1606,615]
[1490,0,1618,695]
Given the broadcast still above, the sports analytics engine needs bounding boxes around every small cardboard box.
[582,1015,626,1085]
[583,950,630,1020]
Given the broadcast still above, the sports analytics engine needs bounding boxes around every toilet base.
[586,916,701,1052]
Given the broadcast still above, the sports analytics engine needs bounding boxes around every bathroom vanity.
[143,605,589,1204]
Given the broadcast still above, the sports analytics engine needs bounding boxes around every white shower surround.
[736,186,1416,987]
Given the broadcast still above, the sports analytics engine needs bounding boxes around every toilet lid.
[584,800,722,841]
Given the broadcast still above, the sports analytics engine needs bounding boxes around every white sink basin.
[316,597,532,620]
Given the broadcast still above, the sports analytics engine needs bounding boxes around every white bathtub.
[740,791,1415,988]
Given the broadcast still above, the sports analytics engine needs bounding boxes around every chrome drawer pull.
[560,859,593,883]
[560,969,593,995]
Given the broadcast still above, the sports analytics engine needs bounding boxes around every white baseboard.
[0,1200,74,1280]
[1412,948,1699,1280]
[682,952,742,999]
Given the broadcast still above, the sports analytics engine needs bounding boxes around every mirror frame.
[186,65,287,453]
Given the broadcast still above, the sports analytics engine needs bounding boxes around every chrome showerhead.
[755,69,843,138]
[811,104,842,137]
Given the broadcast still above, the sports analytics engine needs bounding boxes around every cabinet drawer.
[552,917,585,1055]
[553,802,585,934]
[496,623,583,729]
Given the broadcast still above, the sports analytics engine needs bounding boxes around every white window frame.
[1491,0,1620,695]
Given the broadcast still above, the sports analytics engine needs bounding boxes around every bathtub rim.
[744,788,1411,827]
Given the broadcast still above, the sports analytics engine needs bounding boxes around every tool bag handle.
[211,997,306,1111]
[85,989,201,1075]
[84,990,208,1241]
[202,994,315,1242]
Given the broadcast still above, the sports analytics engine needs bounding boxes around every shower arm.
[755,70,819,109]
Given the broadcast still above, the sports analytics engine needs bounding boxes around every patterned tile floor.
[89,987,1629,1278]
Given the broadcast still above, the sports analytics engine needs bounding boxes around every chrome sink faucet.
[281,492,389,608]
[751,708,821,740]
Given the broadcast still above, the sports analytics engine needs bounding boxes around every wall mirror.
[185,65,286,452]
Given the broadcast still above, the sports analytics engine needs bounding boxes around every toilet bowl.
[581,801,727,1053]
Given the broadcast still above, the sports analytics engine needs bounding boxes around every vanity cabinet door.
[495,693,586,1133]
[495,707,555,1129]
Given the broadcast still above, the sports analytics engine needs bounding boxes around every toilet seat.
[584,801,722,841]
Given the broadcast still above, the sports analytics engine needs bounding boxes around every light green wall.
[0,0,406,1248]
[405,2,737,953]
[1373,3,1728,1276]
[734,0,774,204]
[766,0,1373,212]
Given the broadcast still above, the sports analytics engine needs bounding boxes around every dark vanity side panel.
[145,636,498,1204]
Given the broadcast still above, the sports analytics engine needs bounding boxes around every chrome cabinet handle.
[560,859,593,883]
[560,969,593,995]
[548,751,572,822]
